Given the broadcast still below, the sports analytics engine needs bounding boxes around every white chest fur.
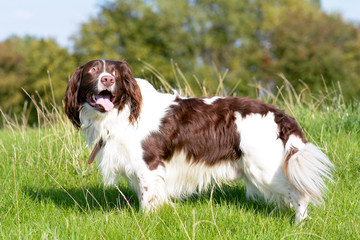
[79,78,177,185]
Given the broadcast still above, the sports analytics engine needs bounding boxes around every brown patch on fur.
[115,61,142,125]
[283,147,299,178]
[142,97,242,170]
[273,111,306,145]
[63,66,84,128]
[142,97,306,170]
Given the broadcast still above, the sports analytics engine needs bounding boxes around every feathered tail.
[284,136,334,205]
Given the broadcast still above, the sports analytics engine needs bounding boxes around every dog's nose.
[101,75,115,87]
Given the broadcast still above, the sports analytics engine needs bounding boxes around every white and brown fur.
[64,59,333,223]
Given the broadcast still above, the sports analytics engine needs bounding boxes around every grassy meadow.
[0,77,359,239]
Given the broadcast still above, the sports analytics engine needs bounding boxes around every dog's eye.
[113,71,119,77]
[89,67,98,74]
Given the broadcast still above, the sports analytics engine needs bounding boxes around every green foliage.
[269,8,360,96]
[73,0,360,98]
[0,39,27,113]
[0,36,75,125]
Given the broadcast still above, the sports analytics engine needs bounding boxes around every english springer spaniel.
[64,59,333,223]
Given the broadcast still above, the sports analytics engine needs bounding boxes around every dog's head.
[64,59,142,128]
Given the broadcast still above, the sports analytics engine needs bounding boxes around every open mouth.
[87,90,115,112]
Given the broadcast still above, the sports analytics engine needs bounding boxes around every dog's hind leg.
[289,188,310,223]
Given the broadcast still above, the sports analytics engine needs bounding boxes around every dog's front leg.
[135,166,169,212]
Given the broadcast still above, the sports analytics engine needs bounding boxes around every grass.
[0,73,359,239]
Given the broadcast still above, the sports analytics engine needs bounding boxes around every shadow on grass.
[23,181,290,220]
[184,183,288,219]
[23,183,139,213]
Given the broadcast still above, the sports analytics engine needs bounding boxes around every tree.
[73,0,257,94]
[269,8,360,97]
[0,39,27,114]
[73,0,360,98]
[0,36,76,124]
[2,0,359,126]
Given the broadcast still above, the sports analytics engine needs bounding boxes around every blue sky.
[1,0,359,49]
[0,0,100,48]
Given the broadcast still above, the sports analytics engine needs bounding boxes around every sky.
[0,0,359,49]
[0,0,100,49]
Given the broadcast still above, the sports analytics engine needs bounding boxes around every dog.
[63,59,333,223]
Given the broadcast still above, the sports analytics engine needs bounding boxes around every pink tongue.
[95,94,114,111]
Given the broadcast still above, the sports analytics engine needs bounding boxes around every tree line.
[1,0,359,125]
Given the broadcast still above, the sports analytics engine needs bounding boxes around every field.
[0,79,359,239]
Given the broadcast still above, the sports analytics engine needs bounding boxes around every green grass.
[0,79,359,239]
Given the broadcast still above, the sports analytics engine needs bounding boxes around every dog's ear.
[117,61,142,125]
[63,65,84,128]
